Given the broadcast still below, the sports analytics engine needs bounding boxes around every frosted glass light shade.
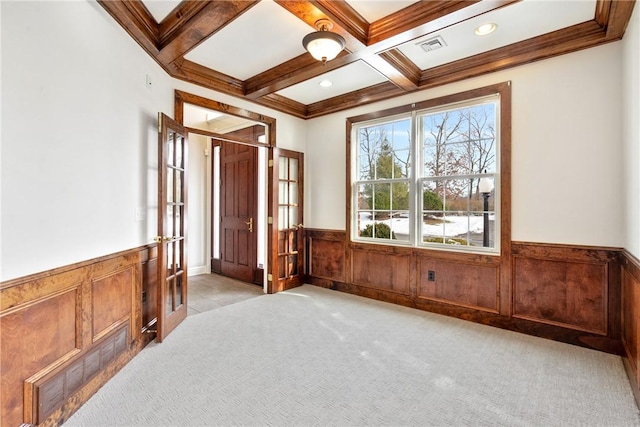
[479,176,494,194]
[302,31,345,62]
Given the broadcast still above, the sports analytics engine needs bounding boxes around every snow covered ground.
[358,213,494,240]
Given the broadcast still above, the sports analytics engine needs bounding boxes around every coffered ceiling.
[99,0,635,119]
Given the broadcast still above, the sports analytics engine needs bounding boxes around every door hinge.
[267,216,273,224]
[158,112,162,133]
[268,159,274,167]
[267,274,273,282]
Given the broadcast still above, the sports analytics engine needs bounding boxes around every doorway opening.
[175,90,305,296]
[179,96,271,293]
[182,103,268,286]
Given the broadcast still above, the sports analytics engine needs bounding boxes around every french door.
[269,148,304,293]
[156,113,188,342]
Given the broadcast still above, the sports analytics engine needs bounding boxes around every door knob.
[245,218,253,232]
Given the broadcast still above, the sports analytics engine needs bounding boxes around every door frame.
[174,90,282,293]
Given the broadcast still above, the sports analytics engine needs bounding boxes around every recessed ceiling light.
[319,80,333,88]
[475,23,497,36]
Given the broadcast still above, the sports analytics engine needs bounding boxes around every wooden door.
[220,142,257,283]
[156,113,188,342]
[269,148,304,293]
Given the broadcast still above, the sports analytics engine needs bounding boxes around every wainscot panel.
[512,257,607,334]
[417,257,499,313]
[306,229,346,282]
[305,230,623,357]
[622,250,640,408]
[0,245,157,427]
[351,244,411,294]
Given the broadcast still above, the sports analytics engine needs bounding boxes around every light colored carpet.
[64,285,640,426]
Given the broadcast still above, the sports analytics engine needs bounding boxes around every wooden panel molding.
[306,229,346,283]
[512,242,620,338]
[0,245,155,427]
[351,245,411,294]
[512,257,608,334]
[306,230,623,355]
[1,288,80,426]
[417,258,499,313]
[23,323,129,425]
[92,267,134,343]
[621,250,640,407]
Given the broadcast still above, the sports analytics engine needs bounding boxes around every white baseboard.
[188,265,209,276]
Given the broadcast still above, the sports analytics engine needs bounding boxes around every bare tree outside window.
[352,92,500,252]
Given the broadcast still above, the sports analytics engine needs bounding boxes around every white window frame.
[350,87,506,255]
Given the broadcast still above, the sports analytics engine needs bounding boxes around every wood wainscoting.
[305,229,623,355]
[622,250,640,407]
[0,245,157,427]
[306,228,640,407]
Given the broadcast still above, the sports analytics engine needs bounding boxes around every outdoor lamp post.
[479,174,494,247]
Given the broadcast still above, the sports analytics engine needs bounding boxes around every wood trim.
[0,245,156,426]
[306,227,624,355]
[157,1,209,46]
[375,50,421,90]
[97,0,160,57]
[171,59,245,97]
[623,249,640,283]
[621,249,640,408]
[0,245,150,291]
[175,90,277,130]
[98,0,636,119]
[308,276,624,355]
[307,82,405,119]
[157,1,260,64]
[24,323,129,425]
[604,0,636,39]
[313,0,369,46]
[368,0,484,45]
[184,126,264,148]
[254,93,308,120]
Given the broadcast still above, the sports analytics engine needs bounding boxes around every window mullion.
[411,110,419,246]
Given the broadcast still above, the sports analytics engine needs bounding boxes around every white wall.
[0,0,307,281]
[305,42,626,248]
[2,0,633,281]
[622,4,640,258]
[1,1,174,281]
[186,133,209,275]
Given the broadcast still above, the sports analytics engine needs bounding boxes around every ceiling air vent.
[418,36,446,52]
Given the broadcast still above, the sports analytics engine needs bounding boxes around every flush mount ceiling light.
[319,80,333,87]
[475,23,497,36]
[302,19,346,64]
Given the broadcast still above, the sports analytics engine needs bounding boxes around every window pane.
[443,178,470,212]
[289,182,298,205]
[359,119,411,181]
[279,157,288,180]
[390,211,409,242]
[372,183,391,210]
[175,136,184,169]
[279,181,288,204]
[289,206,298,227]
[356,183,372,210]
[278,206,287,229]
[422,102,497,177]
[391,181,410,210]
[289,158,298,181]
[353,91,501,253]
